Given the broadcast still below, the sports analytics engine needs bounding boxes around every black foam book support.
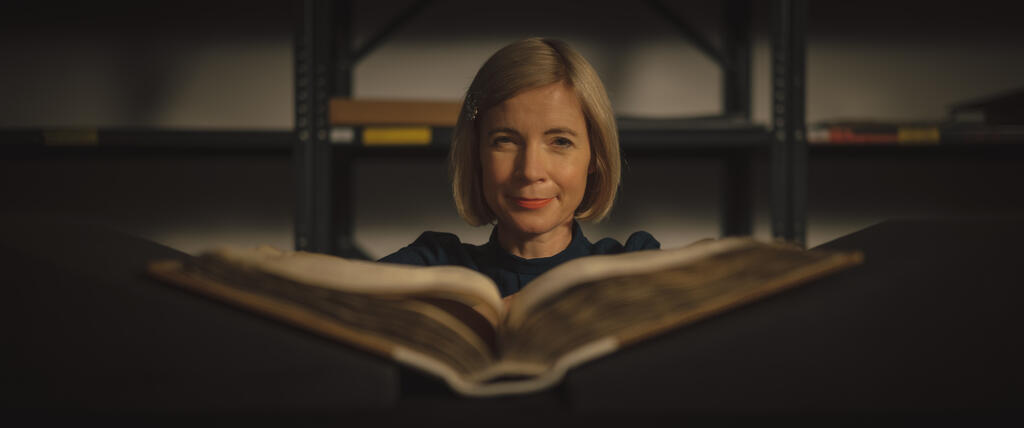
[0,220,399,413]
[2,218,1022,419]
[563,219,1024,412]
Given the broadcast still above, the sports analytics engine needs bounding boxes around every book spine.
[940,125,1024,144]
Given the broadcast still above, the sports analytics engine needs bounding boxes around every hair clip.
[464,93,480,121]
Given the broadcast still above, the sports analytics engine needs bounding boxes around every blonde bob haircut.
[450,37,621,227]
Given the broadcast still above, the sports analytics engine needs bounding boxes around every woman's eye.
[492,136,514,145]
[553,137,574,147]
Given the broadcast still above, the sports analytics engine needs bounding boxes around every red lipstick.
[515,198,553,209]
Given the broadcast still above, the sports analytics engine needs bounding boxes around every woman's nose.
[517,142,547,183]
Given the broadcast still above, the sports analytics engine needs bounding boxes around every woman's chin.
[502,215,569,237]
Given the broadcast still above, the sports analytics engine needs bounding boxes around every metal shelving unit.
[294,0,809,257]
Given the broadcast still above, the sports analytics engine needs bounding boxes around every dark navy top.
[378,222,660,297]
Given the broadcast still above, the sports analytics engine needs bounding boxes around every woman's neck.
[496,221,574,259]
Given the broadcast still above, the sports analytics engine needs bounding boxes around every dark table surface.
[2,218,1022,421]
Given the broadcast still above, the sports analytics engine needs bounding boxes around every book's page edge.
[147,260,623,398]
[458,250,864,397]
[612,251,865,348]
[153,258,502,395]
[393,337,619,398]
[507,238,755,327]
[402,247,863,397]
[209,247,505,321]
[146,259,397,358]
[147,259,499,376]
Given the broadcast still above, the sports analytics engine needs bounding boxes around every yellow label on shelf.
[898,127,940,145]
[43,129,99,146]
[362,126,432,146]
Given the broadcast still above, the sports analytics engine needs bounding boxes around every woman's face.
[478,82,592,238]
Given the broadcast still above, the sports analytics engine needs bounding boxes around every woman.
[380,38,659,297]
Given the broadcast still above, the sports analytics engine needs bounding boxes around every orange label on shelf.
[43,129,99,146]
[362,127,432,145]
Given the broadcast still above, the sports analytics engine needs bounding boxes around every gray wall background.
[2,0,1023,257]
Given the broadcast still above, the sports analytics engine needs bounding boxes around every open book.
[146,238,862,397]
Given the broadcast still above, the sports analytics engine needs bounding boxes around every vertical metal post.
[723,0,752,120]
[311,0,335,254]
[296,0,364,257]
[294,0,317,252]
[333,0,353,99]
[721,153,753,236]
[771,0,807,246]
[331,0,367,259]
[720,0,753,237]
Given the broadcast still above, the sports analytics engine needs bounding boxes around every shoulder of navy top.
[378,224,659,296]
[593,230,660,254]
[378,228,660,266]
[377,231,470,266]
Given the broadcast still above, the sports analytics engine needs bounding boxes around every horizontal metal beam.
[646,0,728,68]
[351,0,432,63]
[0,129,293,151]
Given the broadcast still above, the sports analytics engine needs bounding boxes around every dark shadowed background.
[2,0,1022,256]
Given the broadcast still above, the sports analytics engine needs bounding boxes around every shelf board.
[809,141,1024,157]
[12,126,1018,159]
[2,119,776,158]
[808,123,1024,146]
[331,118,771,156]
[618,117,769,153]
[1,129,293,156]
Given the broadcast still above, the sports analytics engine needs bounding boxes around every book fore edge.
[507,238,756,328]
[208,246,504,315]
[146,260,398,359]
[614,251,865,348]
[392,337,618,398]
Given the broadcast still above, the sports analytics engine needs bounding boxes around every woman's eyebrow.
[486,127,579,137]
[544,127,578,136]
[486,127,521,137]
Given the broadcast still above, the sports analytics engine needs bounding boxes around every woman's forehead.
[480,83,586,133]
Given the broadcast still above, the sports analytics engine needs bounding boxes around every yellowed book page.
[148,259,497,377]
[503,244,863,365]
[147,259,395,358]
[394,337,617,398]
[505,238,754,328]
[207,245,504,322]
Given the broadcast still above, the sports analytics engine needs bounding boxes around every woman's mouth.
[514,198,553,209]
